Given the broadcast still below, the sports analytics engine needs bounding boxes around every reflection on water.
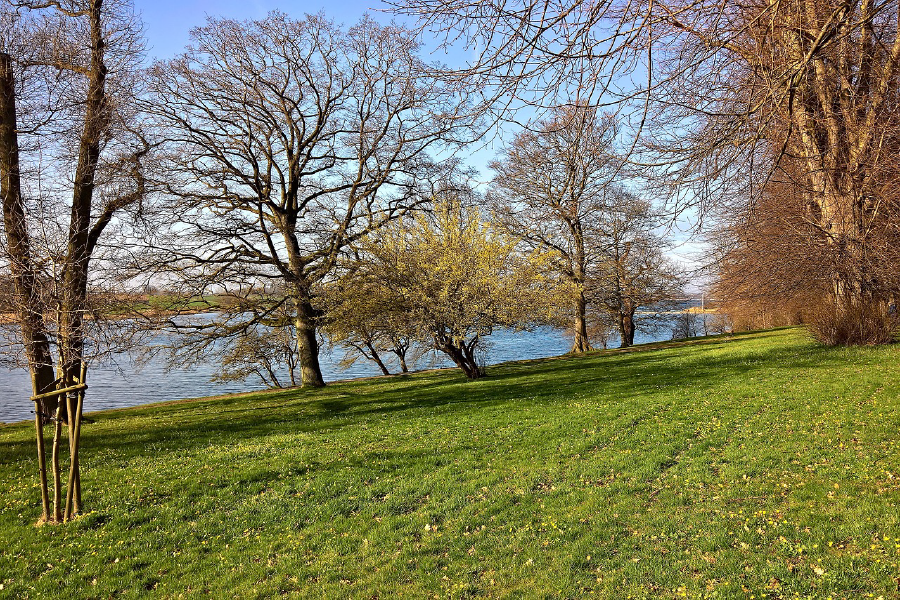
[0,323,680,424]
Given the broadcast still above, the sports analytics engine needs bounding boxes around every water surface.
[0,321,687,424]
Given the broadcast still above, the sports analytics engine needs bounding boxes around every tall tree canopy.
[145,12,468,386]
[489,105,620,352]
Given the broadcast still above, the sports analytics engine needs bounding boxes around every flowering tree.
[334,198,565,379]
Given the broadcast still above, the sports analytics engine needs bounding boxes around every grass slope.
[1,328,899,599]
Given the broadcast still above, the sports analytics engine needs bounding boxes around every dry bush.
[720,297,808,332]
[807,300,900,346]
[704,311,733,334]
[710,157,900,342]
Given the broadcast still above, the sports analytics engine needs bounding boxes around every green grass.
[1,328,899,598]
[107,293,222,316]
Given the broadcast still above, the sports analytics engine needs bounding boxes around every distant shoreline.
[0,307,217,325]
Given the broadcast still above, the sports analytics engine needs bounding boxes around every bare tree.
[489,105,620,352]
[144,13,467,387]
[585,307,619,350]
[395,0,900,342]
[657,0,900,341]
[208,297,301,389]
[711,159,900,342]
[648,0,900,316]
[388,0,657,123]
[0,0,148,523]
[590,187,683,347]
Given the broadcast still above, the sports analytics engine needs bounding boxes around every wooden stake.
[65,364,87,521]
[60,392,77,521]
[51,402,63,523]
[74,363,87,511]
[32,399,49,523]
[64,384,74,521]
[31,382,86,401]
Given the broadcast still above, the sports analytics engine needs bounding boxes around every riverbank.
[0,306,215,325]
[1,327,899,597]
[1,307,708,423]
[0,326,578,424]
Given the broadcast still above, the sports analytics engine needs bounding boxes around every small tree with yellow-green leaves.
[334,198,566,379]
[322,274,421,376]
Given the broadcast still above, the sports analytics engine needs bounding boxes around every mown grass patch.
[1,328,899,598]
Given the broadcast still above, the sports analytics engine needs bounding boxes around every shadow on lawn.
[0,330,836,468]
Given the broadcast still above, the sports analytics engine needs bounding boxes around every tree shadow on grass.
[0,329,850,469]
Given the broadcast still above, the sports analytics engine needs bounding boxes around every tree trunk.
[0,53,58,410]
[365,341,391,376]
[570,291,592,353]
[4,0,127,525]
[58,0,108,404]
[622,312,636,347]
[439,339,483,379]
[1,52,58,523]
[448,348,482,379]
[618,308,637,348]
[294,300,325,387]
[389,338,410,373]
[50,0,108,522]
[816,185,868,306]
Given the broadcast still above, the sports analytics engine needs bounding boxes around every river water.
[0,320,689,424]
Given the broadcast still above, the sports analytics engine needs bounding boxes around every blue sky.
[138,0,392,60]
[136,0,507,174]
[135,0,707,281]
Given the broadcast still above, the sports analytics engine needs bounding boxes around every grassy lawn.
[106,293,223,316]
[1,328,899,598]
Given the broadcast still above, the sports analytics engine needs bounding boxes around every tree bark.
[618,302,637,348]
[364,341,391,376]
[4,0,146,525]
[0,53,58,412]
[389,338,410,373]
[439,338,484,379]
[58,0,108,399]
[1,52,58,523]
[294,300,325,387]
[621,311,636,347]
[570,291,592,353]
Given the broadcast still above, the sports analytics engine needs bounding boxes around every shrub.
[807,299,900,346]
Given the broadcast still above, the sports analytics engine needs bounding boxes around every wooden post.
[74,362,86,512]
[65,363,87,521]
[72,388,84,515]
[31,399,49,523]
[30,382,87,400]
[29,381,92,523]
[51,402,63,523]
[64,382,75,521]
